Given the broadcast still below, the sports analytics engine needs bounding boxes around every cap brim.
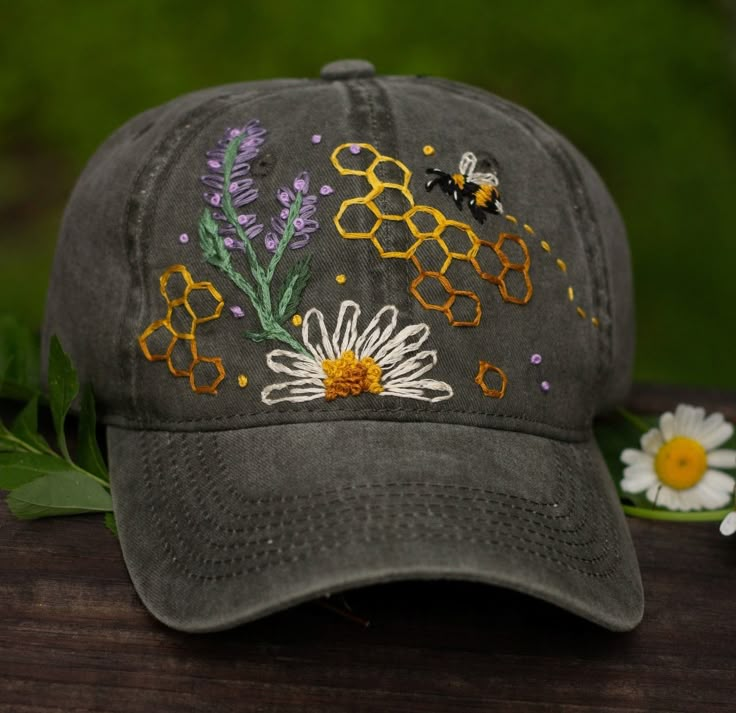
[107,421,644,633]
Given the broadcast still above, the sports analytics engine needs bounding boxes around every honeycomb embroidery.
[475,360,508,399]
[330,142,532,328]
[138,265,226,394]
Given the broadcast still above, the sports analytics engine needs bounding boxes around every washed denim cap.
[43,59,643,632]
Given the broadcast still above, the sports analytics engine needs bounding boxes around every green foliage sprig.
[0,330,115,533]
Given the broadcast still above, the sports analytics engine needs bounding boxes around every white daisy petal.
[702,469,736,494]
[694,411,726,443]
[382,350,437,383]
[302,307,335,361]
[354,305,398,358]
[261,377,325,405]
[265,349,323,379]
[372,323,430,366]
[381,378,453,402]
[620,469,657,493]
[621,448,653,466]
[646,483,663,504]
[707,449,736,469]
[673,404,702,438]
[331,300,361,356]
[640,428,664,455]
[700,421,734,451]
[720,512,736,536]
[659,411,676,441]
[691,482,730,509]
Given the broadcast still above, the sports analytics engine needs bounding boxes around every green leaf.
[6,470,112,519]
[47,335,79,461]
[0,452,79,490]
[104,512,118,537]
[0,315,40,401]
[76,385,108,482]
[11,396,53,454]
[275,255,312,323]
[198,209,230,270]
[243,330,273,342]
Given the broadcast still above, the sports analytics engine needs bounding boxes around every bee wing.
[469,170,499,187]
[458,152,477,177]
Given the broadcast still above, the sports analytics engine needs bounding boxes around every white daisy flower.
[620,404,736,511]
[261,300,453,405]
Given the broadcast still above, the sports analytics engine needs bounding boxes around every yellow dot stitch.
[423,145,435,156]
[576,306,587,319]
[237,374,249,388]
[654,437,708,490]
[335,274,347,284]
[591,317,600,327]
[568,286,575,302]
[556,258,567,273]
[523,223,535,235]
[322,350,383,401]
[291,314,303,327]
[540,240,551,252]
[505,214,518,224]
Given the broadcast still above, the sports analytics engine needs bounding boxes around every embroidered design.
[335,274,347,284]
[530,353,542,365]
[423,145,435,156]
[178,233,189,244]
[506,214,598,327]
[237,374,249,388]
[197,121,325,355]
[138,265,225,394]
[540,380,551,393]
[331,142,533,328]
[475,360,507,399]
[261,300,454,405]
[426,152,503,222]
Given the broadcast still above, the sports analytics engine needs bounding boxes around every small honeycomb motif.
[138,264,225,394]
[331,143,533,327]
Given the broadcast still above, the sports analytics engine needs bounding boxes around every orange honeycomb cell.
[475,360,508,399]
[471,233,532,305]
[138,264,226,394]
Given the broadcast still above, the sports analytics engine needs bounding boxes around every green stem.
[616,407,653,434]
[622,504,731,522]
[265,191,303,285]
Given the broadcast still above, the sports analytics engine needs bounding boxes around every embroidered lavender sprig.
[264,172,320,253]
[201,121,266,241]
[198,123,312,355]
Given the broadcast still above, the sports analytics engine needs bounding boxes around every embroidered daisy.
[620,404,736,511]
[261,300,453,405]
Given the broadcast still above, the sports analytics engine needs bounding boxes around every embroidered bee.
[425,152,503,223]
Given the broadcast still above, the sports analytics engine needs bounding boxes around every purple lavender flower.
[201,119,266,239]
[271,171,320,250]
[264,231,280,253]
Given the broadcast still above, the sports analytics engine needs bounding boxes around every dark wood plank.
[1,387,735,712]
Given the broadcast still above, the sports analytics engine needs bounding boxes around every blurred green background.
[1,0,734,387]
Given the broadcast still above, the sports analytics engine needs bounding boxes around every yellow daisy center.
[654,436,707,490]
[322,350,383,401]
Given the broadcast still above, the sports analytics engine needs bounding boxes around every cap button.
[320,59,376,81]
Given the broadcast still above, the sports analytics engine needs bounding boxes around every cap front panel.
[128,77,605,439]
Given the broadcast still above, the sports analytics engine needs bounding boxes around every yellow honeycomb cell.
[138,264,225,394]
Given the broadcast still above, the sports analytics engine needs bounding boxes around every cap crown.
[43,73,633,441]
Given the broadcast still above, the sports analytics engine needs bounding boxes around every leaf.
[0,315,40,401]
[104,512,118,537]
[11,396,52,454]
[198,209,230,270]
[6,471,112,520]
[47,335,79,461]
[243,330,273,343]
[76,385,108,482]
[0,452,79,490]
[275,255,312,323]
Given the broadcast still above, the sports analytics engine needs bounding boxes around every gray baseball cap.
[43,59,643,632]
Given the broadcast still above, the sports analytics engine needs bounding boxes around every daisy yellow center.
[654,436,707,490]
[322,350,383,401]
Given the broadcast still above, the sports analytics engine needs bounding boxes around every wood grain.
[1,386,735,712]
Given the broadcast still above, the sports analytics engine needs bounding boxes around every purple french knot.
[311,134,322,144]
[349,144,361,154]
[540,381,551,393]
[530,353,542,365]
[178,233,189,244]
[264,232,279,253]
[319,185,334,196]
[230,306,245,318]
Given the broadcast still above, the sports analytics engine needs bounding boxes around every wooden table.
[1,386,735,712]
